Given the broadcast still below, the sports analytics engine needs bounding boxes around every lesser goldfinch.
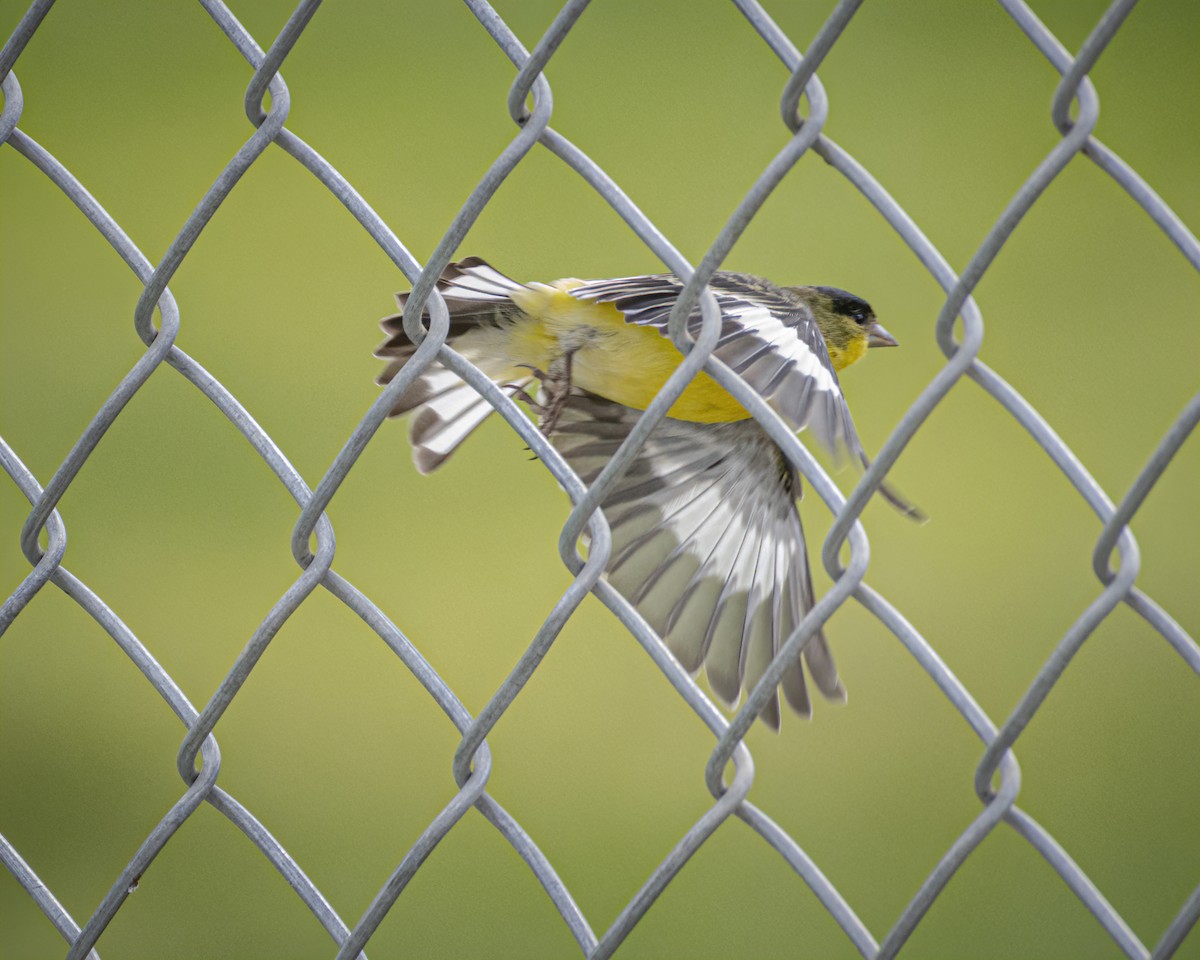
[375,258,907,728]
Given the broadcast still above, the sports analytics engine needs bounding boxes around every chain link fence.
[2,0,1198,957]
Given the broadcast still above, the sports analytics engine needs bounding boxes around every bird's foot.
[515,351,575,437]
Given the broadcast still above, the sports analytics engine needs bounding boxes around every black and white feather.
[374,258,532,473]
[570,271,865,460]
[552,391,846,729]
[374,259,874,725]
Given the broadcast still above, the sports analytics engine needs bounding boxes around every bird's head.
[787,285,897,372]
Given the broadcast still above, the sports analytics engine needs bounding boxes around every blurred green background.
[2,1,1197,957]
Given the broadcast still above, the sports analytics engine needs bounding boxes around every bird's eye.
[852,312,868,324]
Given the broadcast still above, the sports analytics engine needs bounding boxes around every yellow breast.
[508,282,750,423]
[825,336,867,372]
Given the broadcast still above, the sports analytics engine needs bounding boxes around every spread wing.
[552,391,846,729]
[569,272,862,459]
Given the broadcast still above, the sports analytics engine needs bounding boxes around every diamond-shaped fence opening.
[2,1,1197,958]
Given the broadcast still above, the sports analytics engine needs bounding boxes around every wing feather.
[569,272,862,459]
[552,392,844,728]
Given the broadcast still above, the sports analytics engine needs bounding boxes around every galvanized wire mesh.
[2,0,1198,957]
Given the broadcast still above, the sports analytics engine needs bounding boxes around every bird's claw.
[501,381,542,410]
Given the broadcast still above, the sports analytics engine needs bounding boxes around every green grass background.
[2,1,1197,958]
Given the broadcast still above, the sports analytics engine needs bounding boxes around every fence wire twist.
[2,1,1198,958]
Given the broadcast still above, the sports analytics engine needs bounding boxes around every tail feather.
[410,383,511,474]
[377,358,464,413]
[379,301,505,341]
[373,258,531,472]
[381,256,528,342]
[779,569,811,716]
[437,256,528,299]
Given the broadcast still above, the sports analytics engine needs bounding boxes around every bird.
[374,257,915,729]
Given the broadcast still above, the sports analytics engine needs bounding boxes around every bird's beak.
[867,323,899,348]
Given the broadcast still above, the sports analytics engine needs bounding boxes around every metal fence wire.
[1,0,1198,957]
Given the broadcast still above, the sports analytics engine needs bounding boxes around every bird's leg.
[538,349,575,436]
[515,349,576,437]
